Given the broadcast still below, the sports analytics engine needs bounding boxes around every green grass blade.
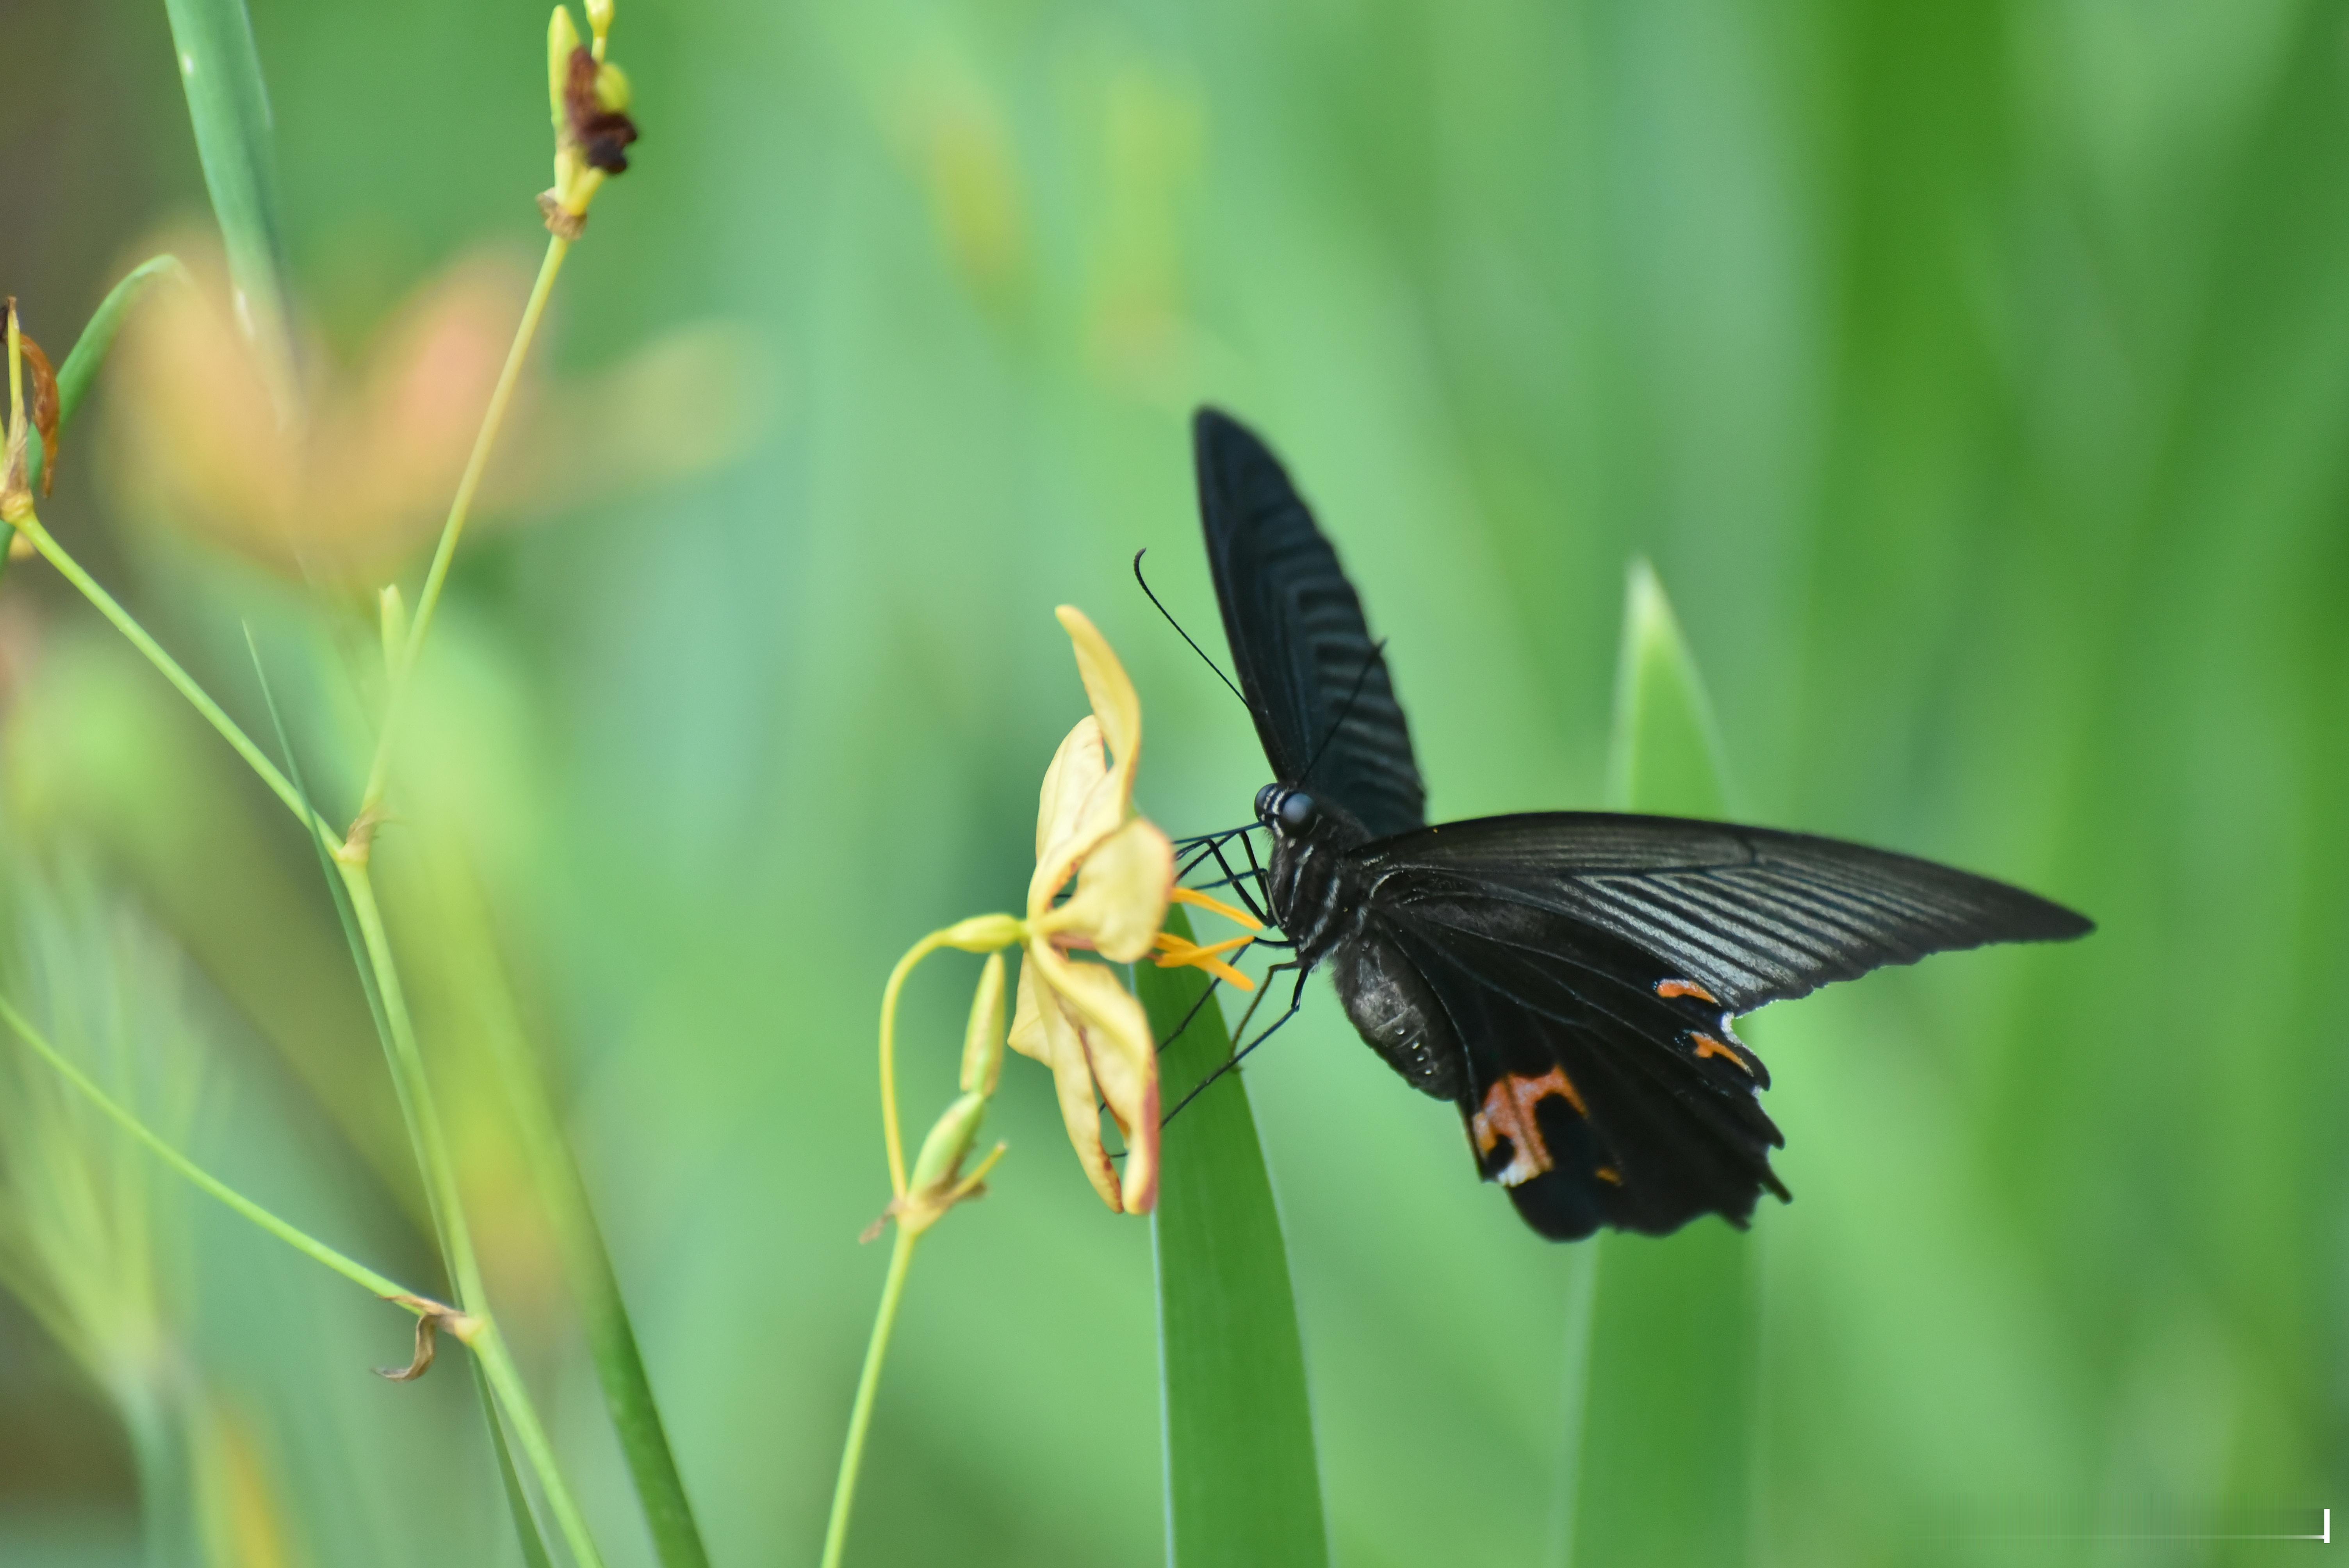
[1604,559,1732,821]
[460,921,711,1568]
[3,254,188,587]
[1565,560,1754,1568]
[476,1359,559,1568]
[159,0,296,411]
[243,631,558,1568]
[23,255,187,498]
[1139,907,1329,1568]
[566,1200,709,1567]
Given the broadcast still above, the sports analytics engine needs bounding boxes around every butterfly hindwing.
[1193,408,1426,839]
[1375,900,1788,1238]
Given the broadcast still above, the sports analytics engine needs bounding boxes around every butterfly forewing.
[1194,408,1425,839]
[1357,812,2092,1014]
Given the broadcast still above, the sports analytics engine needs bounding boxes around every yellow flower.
[1009,607,1176,1214]
[872,606,1260,1226]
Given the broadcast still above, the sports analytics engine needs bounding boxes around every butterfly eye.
[1255,784,1282,821]
[1277,790,1317,830]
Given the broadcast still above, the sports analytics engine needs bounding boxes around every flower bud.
[960,953,1006,1097]
[585,0,614,53]
[379,584,409,675]
[593,61,631,114]
[547,7,582,130]
[0,301,55,523]
[908,1092,986,1195]
[942,912,1021,952]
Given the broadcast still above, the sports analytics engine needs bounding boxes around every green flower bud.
[961,953,1006,1097]
[547,7,582,131]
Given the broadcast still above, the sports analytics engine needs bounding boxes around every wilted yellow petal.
[1034,715,1109,862]
[1011,951,1124,1210]
[1028,716,1135,921]
[1054,606,1142,781]
[1034,815,1173,963]
[1032,946,1159,1213]
[1007,948,1052,1066]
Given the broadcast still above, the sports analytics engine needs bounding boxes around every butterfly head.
[1255,783,1319,835]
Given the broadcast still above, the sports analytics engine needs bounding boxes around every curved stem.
[358,234,569,820]
[0,989,420,1306]
[819,1225,920,1568]
[877,931,957,1197]
[10,511,342,854]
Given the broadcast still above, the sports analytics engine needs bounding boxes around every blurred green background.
[1,0,2343,1563]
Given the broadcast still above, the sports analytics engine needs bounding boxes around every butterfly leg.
[1161,962,1312,1126]
[1201,838,1283,936]
[1153,974,1224,1055]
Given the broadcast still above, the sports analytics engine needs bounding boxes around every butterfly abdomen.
[1328,930,1465,1101]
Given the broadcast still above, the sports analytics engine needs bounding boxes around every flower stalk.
[820,606,1260,1565]
[0,9,669,1564]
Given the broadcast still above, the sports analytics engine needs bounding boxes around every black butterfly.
[1185,407,2092,1241]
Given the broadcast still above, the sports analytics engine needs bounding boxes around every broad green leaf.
[1604,559,1732,820]
[1139,907,1329,1568]
[1566,560,1753,1568]
[160,0,297,413]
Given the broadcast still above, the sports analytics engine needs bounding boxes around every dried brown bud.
[564,46,638,174]
[20,333,57,498]
[374,1293,481,1382]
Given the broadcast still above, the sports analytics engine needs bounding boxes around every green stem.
[338,864,605,1568]
[878,931,959,1197]
[475,1321,608,1568]
[470,928,711,1568]
[358,234,569,818]
[337,862,481,1299]
[9,511,339,851]
[0,989,425,1309]
[820,1225,921,1568]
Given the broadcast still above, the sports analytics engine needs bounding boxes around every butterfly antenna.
[1300,638,1389,786]
[1134,549,1250,710]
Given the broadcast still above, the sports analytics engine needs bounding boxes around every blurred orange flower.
[107,241,768,581]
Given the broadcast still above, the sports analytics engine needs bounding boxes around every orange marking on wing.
[1595,1166,1623,1186]
[1656,978,1720,1005]
[1470,1067,1582,1188]
[1693,1035,1751,1074]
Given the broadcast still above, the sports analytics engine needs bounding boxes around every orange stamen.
[1170,885,1264,931]
[1151,931,1259,992]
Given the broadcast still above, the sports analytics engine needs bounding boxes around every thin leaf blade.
[159,0,296,412]
[1140,907,1328,1568]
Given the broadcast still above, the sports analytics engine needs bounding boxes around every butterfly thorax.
[1256,783,1374,969]
[1256,782,1467,1101]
